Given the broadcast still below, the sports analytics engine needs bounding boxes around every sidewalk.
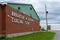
[54,31,60,40]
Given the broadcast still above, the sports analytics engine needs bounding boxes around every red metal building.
[0,2,40,38]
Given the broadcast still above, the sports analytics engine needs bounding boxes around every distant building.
[0,2,40,38]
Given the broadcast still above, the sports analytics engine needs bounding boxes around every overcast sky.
[0,0,60,26]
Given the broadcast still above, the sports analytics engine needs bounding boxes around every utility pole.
[45,4,48,31]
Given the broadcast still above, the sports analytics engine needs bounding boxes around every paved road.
[54,31,60,40]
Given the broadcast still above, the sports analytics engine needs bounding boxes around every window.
[18,7,20,10]
[30,7,32,10]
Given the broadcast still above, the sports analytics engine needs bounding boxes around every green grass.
[1,32,55,40]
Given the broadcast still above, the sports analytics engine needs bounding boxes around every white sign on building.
[8,11,34,25]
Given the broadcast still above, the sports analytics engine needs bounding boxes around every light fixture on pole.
[45,3,48,31]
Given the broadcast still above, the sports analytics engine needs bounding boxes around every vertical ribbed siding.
[0,5,2,34]
[7,3,39,21]
[1,5,6,38]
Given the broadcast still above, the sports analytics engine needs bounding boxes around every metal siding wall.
[0,5,6,35]
[5,6,40,34]
[0,5,2,34]
[1,5,6,36]
[7,4,39,20]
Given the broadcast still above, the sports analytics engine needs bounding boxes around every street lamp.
[45,4,48,31]
[46,11,48,31]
